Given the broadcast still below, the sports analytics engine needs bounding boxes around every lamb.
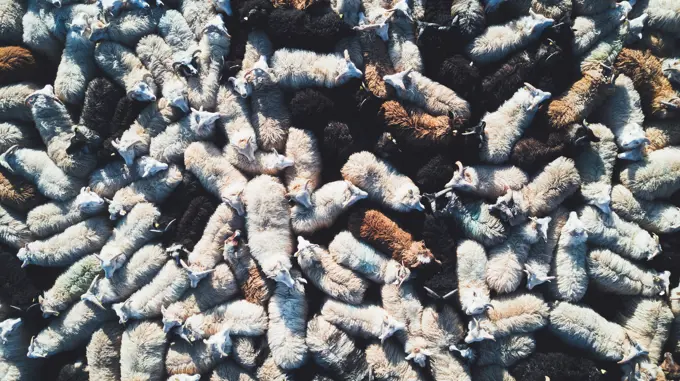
[179,299,268,341]
[39,254,101,317]
[295,237,369,304]
[464,292,549,343]
[614,48,680,119]
[97,202,161,278]
[479,83,552,164]
[90,7,162,47]
[86,323,124,381]
[267,268,308,369]
[27,300,117,358]
[434,191,507,246]
[365,339,426,381]
[485,218,550,294]
[0,204,33,249]
[465,10,554,65]
[162,263,239,333]
[17,217,112,267]
[149,108,222,164]
[88,156,169,198]
[549,302,649,364]
[444,162,529,200]
[222,231,274,305]
[120,321,167,381]
[290,180,368,234]
[0,83,39,123]
[587,248,670,297]
[0,318,41,381]
[578,205,662,261]
[342,151,424,212]
[489,156,580,226]
[456,239,492,315]
[383,69,470,119]
[615,297,674,364]
[320,298,406,342]
[284,128,321,208]
[27,187,106,238]
[81,243,167,308]
[55,12,96,104]
[306,315,370,381]
[645,119,680,153]
[591,74,647,151]
[547,212,589,302]
[573,122,617,213]
[269,49,362,91]
[0,121,39,154]
[619,147,680,200]
[571,2,631,56]
[183,203,244,287]
[610,184,680,234]
[348,208,438,269]
[94,41,157,102]
[215,85,257,162]
[328,230,411,285]
[0,167,44,213]
[243,175,295,288]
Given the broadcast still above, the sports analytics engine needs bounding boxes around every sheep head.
[355,12,390,41]
[222,230,242,260]
[98,0,126,17]
[229,75,253,98]
[164,83,190,113]
[654,271,671,296]
[189,107,221,136]
[27,336,49,358]
[615,1,634,20]
[288,180,314,209]
[181,315,205,342]
[112,301,131,324]
[46,0,62,7]
[383,69,412,93]
[617,146,645,161]
[342,181,368,208]
[378,314,406,342]
[25,84,60,107]
[107,201,127,220]
[449,343,476,362]
[386,261,411,286]
[203,14,230,37]
[268,261,295,289]
[335,50,363,85]
[0,318,22,344]
[76,189,104,215]
[204,328,233,358]
[527,9,554,36]
[627,13,647,42]
[618,123,649,150]
[161,305,181,333]
[213,0,232,16]
[489,190,522,224]
[294,236,319,262]
[396,184,424,212]
[464,317,495,343]
[404,341,432,368]
[95,252,126,279]
[529,216,552,241]
[68,12,92,38]
[81,275,106,309]
[172,50,200,78]
[231,133,256,162]
[136,156,169,178]
[16,244,34,268]
[585,183,612,215]
[38,295,60,318]
[128,81,156,102]
[112,129,144,165]
[180,260,216,288]
[0,145,18,173]
[445,161,479,192]
[523,82,551,112]
[663,58,680,85]
[460,288,492,315]
[645,233,662,261]
[223,190,245,216]
[270,149,295,170]
[658,98,680,119]
[524,263,555,290]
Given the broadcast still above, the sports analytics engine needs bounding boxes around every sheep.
[96,96,148,165]
[645,119,680,153]
[26,187,105,238]
[162,194,219,258]
[379,100,456,149]
[485,218,550,294]
[511,352,605,381]
[229,336,265,370]
[162,263,239,333]
[449,0,485,41]
[90,7,162,47]
[165,337,232,376]
[662,354,680,380]
[444,162,529,200]
[149,108,222,164]
[663,57,680,85]
[265,7,352,52]
[178,0,224,39]
[179,299,268,342]
[355,24,395,99]
[0,0,26,45]
[479,83,552,164]
[183,203,244,287]
[0,205,31,250]
[184,141,247,214]
[464,292,549,343]
[38,3,100,42]
[94,41,157,102]
[88,157,169,198]
[86,323,124,381]
[465,10,554,65]
[348,208,438,269]
[0,167,45,213]
[243,175,295,288]
[571,2,631,56]
[53,12,96,105]
[0,46,42,86]
[39,254,101,317]
[156,9,198,73]
[611,184,680,234]
[383,69,470,119]
[290,180,368,234]
[577,19,628,73]
[545,211,588,302]
[615,297,674,364]
[455,239,491,315]
[0,318,41,381]
[549,301,650,364]
[267,269,308,369]
[320,298,406,342]
[215,85,257,162]
[434,191,507,246]
[388,14,423,73]
[531,0,572,20]
[306,315,370,381]
[365,339,426,381]
[573,122,617,213]
[26,300,117,358]
[120,321,167,381]
[222,231,274,305]
[578,205,662,261]
[614,48,680,119]
[227,30,273,99]
[619,147,680,200]
[489,156,580,226]
[342,151,424,212]
[523,207,566,286]
[267,49,362,91]
[22,0,63,64]
[17,216,112,267]
[284,128,321,208]
[475,334,536,367]
[637,0,680,36]
[328,230,411,285]
[420,303,468,356]
[97,202,161,278]
[210,361,257,381]
[591,74,647,151]
[587,248,670,297]
[0,82,40,123]
[79,77,126,139]
[80,243,167,308]
[0,121,39,154]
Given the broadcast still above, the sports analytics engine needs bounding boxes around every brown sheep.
[0,46,41,86]
[358,30,395,99]
[380,100,457,149]
[0,167,45,212]
[614,48,680,119]
[348,208,439,269]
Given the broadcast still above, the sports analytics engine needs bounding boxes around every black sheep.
[78,78,126,140]
[289,88,336,132]
[511,352,606,381]
[436,54,481,104]
[96,97,146,165]
[266,8,352,52]
[0,246,40,312]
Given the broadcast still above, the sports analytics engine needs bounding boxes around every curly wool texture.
[79,78,125,138]
[511,352,605,381]
[442,195,507,246]
[365,339,425,381]
[40,254,100,316]
[0,82,40,123]
[485,221,541,294]
[184,141,248,203]
[265,9,351,52]
[571,5,628,56]
[359,31,395,99]
[591,74,645,150]
[284,128,321,202]
[223,241,273,306]
[645,119,680,153]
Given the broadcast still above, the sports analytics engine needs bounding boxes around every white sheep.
[55,12,96,104]
[86,323,124,381]
[225,144,294,175]
[94,41,157,102]
[306,315,370,380]
[216,84,257,162]
[22,0,63,63]
[0,204,33,249]
[619,146,680,200]
[0,82,38,123]
[444,161,529,200]
[480,83,551,164]
[107,164,181,219]
[119,321,167,381]
[284,128,321,208]
[267,269,309,370]
[320,298,406,342]
[524,207,568,289]
[180,299,268,342]
[611,184,680,234]
[640,0,680,37]
[149,108,222,164]
[39,254,101,317]
[0,318,40,380]
[573,122,617,214]
[457,239,491,315]
[383,69,470,118]
[429,351,472,381]
[38,2,99,43]
[572,2,632,55]
[548,211,589,302]
[88,156,169,198]
[165,336,232,376]
[342,151,424,212]
[328,230,411,285]
[17,216,112,267]
[290,180,368,234]
[381,282,430,367]
[27,187,106,238]
[1,0,26,45]
[270,48,363,91]
[587,248,670,297]
[366,338,427,381]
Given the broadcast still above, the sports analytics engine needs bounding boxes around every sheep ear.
[344,49,350,61]
[228,77,237,86]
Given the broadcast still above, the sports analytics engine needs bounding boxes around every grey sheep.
[88,156,169,198]
[39,254,101,317]
[90,7,162,47]
[270,49,363,91]
[383,69,470,118]
[429,351,472,381]
[284,128,322,208]
[156,9,199,74]
[17,216,112,267]
[306,315,370,381]
[444,161,529,200]
[230,336,265,370]
[435,191,507,246]
[381,282,430,367]
[573,122,617,214]
[55,12,96,104]
[457,239,492,315]
[320,298,406,342]
[524,207,568,289]
[228,30,273,99]
[27,187,106,238]
[0,82,40,123]
[94,41,157,102]
[268,269,308,369]
[39,2,100,42]
[120,320,167,381]
[547,211,589,302]
[587,248,670,297]
[479,83,552,164]
[225,144,294,176]
[178,0,225,38]
[291,180,368,234]
[108,164,181,219]
[342,151,424,212]
[165,337,231,376]
[295,237,369,304]
[619,147,680,200]
[611,184,680,234]
[572,2,632,55]
[0,204,33,249]
[149,108,222,164]
[388,15,423,72]
[86,323,124,381]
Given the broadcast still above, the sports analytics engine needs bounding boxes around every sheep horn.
[661,101,680,109]
[455,161,464,173]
